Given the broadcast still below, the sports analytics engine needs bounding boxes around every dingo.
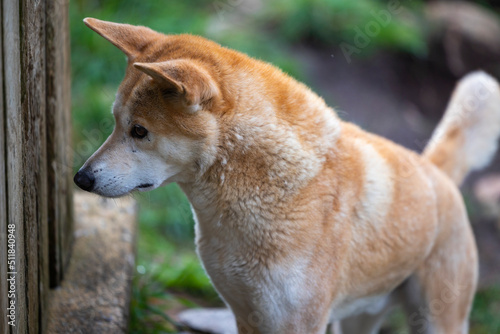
[75,18,500,333]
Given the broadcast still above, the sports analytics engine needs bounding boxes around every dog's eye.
[131,124,148,139]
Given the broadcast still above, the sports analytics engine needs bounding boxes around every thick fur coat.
[75,18,500,334]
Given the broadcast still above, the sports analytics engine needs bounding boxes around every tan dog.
[74,18,500,334]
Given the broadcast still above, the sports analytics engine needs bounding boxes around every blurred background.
[70,0,500,332]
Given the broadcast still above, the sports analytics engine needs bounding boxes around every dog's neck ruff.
[180,97,341,235]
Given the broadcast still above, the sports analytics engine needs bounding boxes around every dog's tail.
[423,71,500,185]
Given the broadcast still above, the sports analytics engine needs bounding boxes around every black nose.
[74,169,95,192]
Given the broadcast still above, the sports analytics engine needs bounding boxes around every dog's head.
[74,18,222,197]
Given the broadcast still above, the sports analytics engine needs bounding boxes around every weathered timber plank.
[0,0,8,332]
[61,0,74,278]
[3,0,27,331]
[19,0,48,333]
[46,0,62,287]
[46,0,73,288]
[1,0,72,332]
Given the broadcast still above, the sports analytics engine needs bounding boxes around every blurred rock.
[47,192,137,333]
[425,1,500,77]
[178,308,237,334]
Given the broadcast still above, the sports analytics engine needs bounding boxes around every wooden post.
[46,0,73,288]
[1,0,72,332]
[0,1,7,333]
[3,0,27,331]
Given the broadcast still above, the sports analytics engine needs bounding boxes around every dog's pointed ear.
[133,60,220,110]
[83,18,162,59]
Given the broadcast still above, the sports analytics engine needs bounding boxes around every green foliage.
[262,0,427,57]
[130,192,221,333]
[135,184,218,301]
[470,285,500,333]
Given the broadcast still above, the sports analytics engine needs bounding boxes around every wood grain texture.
[0,0,8,332]
[45,4,62,287]
[19,0,47,333]
[61,0,74,278]
[46,0,72,288]
[1,0,72,332]
[3,0,27,331]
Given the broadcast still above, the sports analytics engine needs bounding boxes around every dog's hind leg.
[340,311,392,334]
[399,276,435,334]
[407,223,478,334]
[339,292,400,334]
[326,322,342,334]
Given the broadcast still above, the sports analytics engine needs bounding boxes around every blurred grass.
[470,285,500,333]
[70,0,499,333]
[262,0,427,56]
